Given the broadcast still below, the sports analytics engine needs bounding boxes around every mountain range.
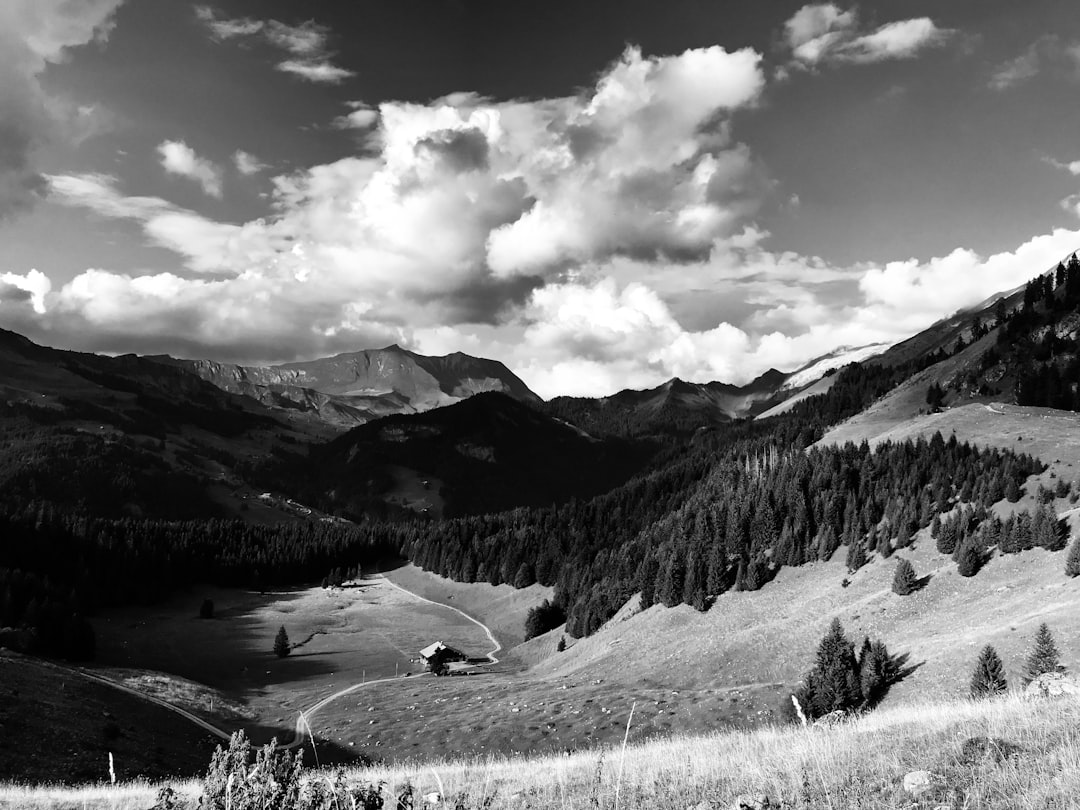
[151,344,541,429]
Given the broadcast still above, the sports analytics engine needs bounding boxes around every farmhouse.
[418,641,467,666]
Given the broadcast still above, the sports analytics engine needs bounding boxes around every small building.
[418,641,467,666]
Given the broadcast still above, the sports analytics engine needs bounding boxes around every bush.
[970,644,1008,698]
[199,598,214,619]
[199,731,302,810]
[892,559,918,595]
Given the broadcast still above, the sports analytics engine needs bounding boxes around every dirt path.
[379,575,502,664]
[27,657,232,743]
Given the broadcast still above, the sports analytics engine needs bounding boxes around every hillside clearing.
[90,578,494,748]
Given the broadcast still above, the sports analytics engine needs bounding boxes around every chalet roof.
[419,641,463,659]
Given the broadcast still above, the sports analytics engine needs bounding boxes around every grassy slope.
[0,652,217,785]
[10,695,1080,808]
[382,563,553,652]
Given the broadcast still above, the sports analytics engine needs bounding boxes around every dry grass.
[7,694,1078,809]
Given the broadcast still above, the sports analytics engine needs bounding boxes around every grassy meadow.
[4,693,1078,809]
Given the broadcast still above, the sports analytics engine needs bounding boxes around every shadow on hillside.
[914,572,934,592]
[867,650,924,711]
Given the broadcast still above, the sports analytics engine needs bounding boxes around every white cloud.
[276,59,354,84]
[26,40,1079,396]
[1043,156,1080,176]
[233,150,267,176]
[194,6,354,84]
[0,0,124,217]
[334,102,379,130]
[157,140,223,197]
[0,269,51,314]
[47,173,243,272]
[990,36,1080,90]
[782,4,952,70]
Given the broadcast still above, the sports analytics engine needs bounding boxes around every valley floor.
[6,693,1079,809]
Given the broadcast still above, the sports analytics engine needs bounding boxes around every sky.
[2,0,1080,398]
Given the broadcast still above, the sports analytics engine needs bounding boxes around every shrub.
[970,645,1008,698]
[199,598,214,619]
[199,731,302,810]
[892,559,918,595]
[557,636,566,653]
[273,625,290,658]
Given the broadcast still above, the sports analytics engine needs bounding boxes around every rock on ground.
[1024,672,1080,699]
[903,770,941,797]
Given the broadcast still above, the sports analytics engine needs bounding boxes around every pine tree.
[273,625,290,658]
[807,618,862,717]
[970,645,1008,698]
[846,539,867,573]
[859,640,894,707]
[1004,478,1021,503]
[556,636,566,653]
[936,517,958,555]
[956,533,986,577]
[1023,623,1062,683]
[1066,536,1080,578]
[199,598,214,619]
[892,558,918,595]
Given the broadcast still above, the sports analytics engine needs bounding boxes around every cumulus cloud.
[989,36,1080,90]
[334,102,379,130]
[782,3,953,70]
[23,40,1075,396]
[194,6,355,84]
[233,149,267,176]
[157,140,223,197]
[0,0,124,218]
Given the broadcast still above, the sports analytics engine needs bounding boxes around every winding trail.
[58,574,501,753]
[379,574,502,664]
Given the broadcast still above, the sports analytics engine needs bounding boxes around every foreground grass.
[4,694,1078,809]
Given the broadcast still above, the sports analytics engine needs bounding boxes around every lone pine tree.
[892,558,918,595]
[970,644,1008,698]
[273,625,290,658]
[1024,623,1063,683]
[798,618,863,718]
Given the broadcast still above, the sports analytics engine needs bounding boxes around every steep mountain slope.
[284,392,659,520]
[817,252,1080,446]
[0,329,307,519]
[155,345,541,429]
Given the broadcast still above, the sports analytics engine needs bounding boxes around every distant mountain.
[153,345,541,429]
[543,346,886,438]
[280,392,658,520]
[781,344,891,390]
[0,328,300,518]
